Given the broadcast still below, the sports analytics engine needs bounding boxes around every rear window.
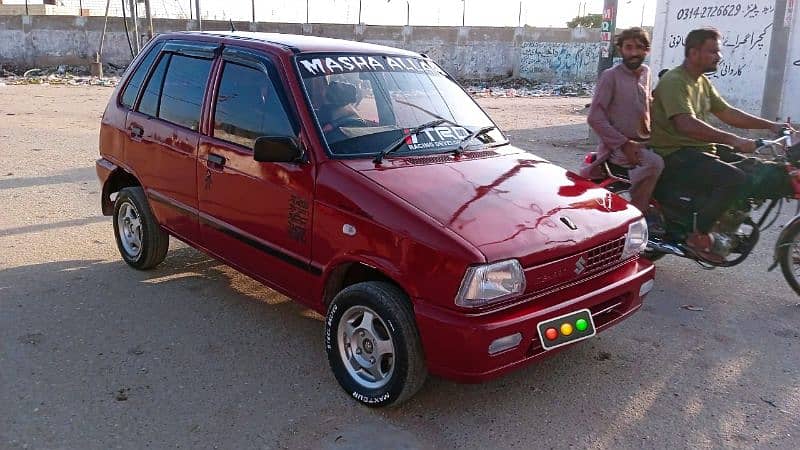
[157,55,213,131]
[120,42,164,109]
[137,53,170,117]
[213,62,295,149]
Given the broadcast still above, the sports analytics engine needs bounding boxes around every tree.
[567,13,602,29]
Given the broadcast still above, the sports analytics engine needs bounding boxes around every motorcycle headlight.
[455,259,526,308]
[621,218,649,260]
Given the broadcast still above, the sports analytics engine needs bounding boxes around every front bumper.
[414,258,655,383]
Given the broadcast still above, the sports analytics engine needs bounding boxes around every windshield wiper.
[453,125,497,156]
[373,119,454,164]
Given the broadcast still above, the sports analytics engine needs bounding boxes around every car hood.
[348,151,641,266]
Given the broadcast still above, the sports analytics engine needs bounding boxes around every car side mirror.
[253,136,304,163]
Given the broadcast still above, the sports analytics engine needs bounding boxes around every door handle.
[207,153,226,169]
[129,125,144,138]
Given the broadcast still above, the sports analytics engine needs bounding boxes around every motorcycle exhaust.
[645,239,686,257]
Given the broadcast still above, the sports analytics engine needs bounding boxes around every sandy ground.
[1,85,799,450]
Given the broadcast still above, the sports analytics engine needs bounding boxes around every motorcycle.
[584,131,800,295]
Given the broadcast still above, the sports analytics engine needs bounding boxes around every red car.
[97,31,655,407]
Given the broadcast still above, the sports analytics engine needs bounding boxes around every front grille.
[584,236,626,276]
[523,235,628,297]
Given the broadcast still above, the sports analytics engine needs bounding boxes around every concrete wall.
[651,0,795,119]
[0,15,601,82]
[781,0,800,120]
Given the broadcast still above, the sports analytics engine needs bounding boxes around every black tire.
[112,187,169,270]
[325,282,427,407]
[642,250,666,262]
[778,223,800,295]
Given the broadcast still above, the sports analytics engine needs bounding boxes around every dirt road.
[1,85,798,449]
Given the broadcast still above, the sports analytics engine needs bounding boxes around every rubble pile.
[463,78,595,98]
[0,64,123,87]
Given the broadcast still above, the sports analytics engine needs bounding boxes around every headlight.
[621,218,648,260]
[456,259,526,308]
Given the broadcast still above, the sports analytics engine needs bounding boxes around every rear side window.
[120,42,163,109]
[158,55,213,131]
[137,54,170,117]
[213,62,295,149]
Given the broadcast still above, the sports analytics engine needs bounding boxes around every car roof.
[164,31,423,57]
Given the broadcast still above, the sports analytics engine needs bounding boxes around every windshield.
[296,53,506,157]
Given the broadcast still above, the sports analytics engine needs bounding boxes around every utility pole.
[406,1,410,26]
[358,0,362,24]
[144,0,154,42]
[597,0,618,76]
[128,0,140,54]
[462,0,466,26]
[640,0,647,27]
[251,0,255,23]
[92,0,112,77]
[518,1,522,27]
[195,0,202,31]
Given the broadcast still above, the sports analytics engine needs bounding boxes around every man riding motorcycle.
[650,27,795,262]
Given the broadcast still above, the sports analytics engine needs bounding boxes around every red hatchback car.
[97,31,655,407]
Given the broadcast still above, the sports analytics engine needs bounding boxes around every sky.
[6,0,658,28]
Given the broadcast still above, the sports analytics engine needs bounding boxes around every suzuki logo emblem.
[575,256,587,275]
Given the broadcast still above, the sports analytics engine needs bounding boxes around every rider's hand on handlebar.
[621,140,644,166]
[732,136,757,153]
[771,122,797,135]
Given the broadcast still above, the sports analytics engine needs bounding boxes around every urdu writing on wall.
[654,0,778,114]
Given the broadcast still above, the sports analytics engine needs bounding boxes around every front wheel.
[778,222,800,295]
[325,282,427,407]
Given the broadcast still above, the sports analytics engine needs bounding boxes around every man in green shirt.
[650,27,792,260]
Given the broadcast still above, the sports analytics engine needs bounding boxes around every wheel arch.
[322,260,409,309]
[101,168,141,215]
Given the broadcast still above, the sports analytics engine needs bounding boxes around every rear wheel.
[778,223,800,295]
[112,187,169,270]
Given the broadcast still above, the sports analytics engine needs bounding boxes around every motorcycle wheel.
[778,222,800,295]
[642,250,666,262]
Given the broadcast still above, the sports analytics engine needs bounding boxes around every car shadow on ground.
[1,245,798,448]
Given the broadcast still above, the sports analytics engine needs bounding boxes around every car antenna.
[229,19,236,32]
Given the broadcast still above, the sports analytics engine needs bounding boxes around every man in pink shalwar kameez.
[582,28,664,214]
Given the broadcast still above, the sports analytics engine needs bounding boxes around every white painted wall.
[781,0,800,121]
[651,0,778,114]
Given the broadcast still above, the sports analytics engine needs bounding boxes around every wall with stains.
[0,15,601,83]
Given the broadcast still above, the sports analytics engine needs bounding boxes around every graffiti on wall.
[519,42,604,82]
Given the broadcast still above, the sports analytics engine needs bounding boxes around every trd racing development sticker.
[297,54,446,78]
[404,126,470,151]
